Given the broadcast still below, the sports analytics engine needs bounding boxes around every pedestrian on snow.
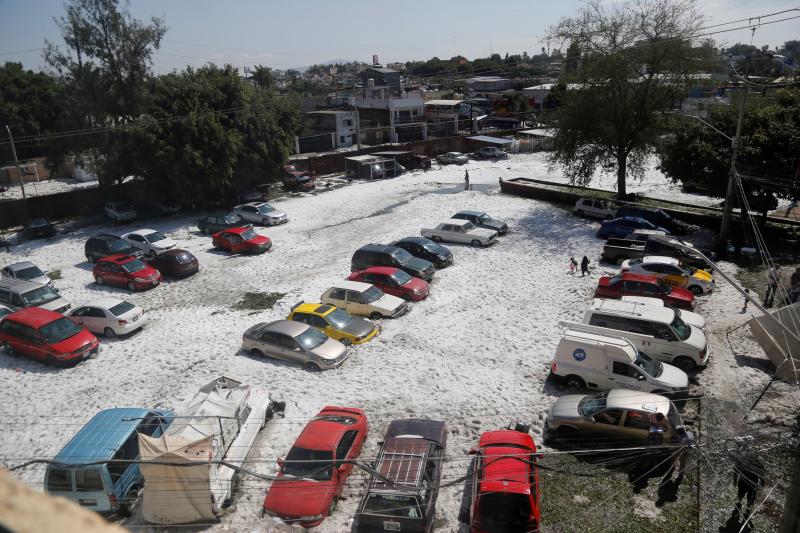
[464,169,470,190]
[732,454,765,513]
[568,257,578,275]
[580,256,590,277]
[741,288,750,314]
[764,265,780,307]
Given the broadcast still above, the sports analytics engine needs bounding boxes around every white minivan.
[582,298,709,371]
[550,326,689,400]
[620,296,706,330]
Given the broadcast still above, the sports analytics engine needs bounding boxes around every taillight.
[700,349,706,359]
[109,494,117,508]
[118,320,127,325]
[551,361,557,373]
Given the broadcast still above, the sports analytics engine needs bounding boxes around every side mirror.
[467,447,479,456]
[637,375,646,381]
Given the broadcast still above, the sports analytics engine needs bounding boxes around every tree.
[251,65,273,89]
[546,0,704,198]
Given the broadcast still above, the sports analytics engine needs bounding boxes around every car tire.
[262,219,270,226]
[45,355,59,367]
[250,348,264,358]
[104,327,117,339]
[369,312,382,320]
[95,276,104,286]
[340,338,352,346]
[674,357,696,372]
[304,362,322,372]
[118,487,140,517]
[127,281,136,292]
[431,235,442,242]
[576,209,585,217]
[564,375,586,389]
[471,239,481,247]
[688,285,703,296]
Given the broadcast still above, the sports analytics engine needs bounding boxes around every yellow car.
[622,256,715,295]
[287,302,379,345]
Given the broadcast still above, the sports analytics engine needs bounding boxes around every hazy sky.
[0,0,797,73]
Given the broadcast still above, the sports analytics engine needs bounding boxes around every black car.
[351,244,435,282]
[615,205,693,235]
[197,212,244,234]
[84,234,142,263]
[146,249,199,278]
[391,237,453,269]
[22,218,57,240]
[451,210,508,235]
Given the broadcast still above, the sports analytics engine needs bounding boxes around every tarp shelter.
[748,302,800,381]
[345,155,401,179]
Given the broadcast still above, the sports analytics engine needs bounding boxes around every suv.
[355,419,447,533]
[615,205,693,235]
[0,278,71,313]
[85,234,142,263]
[472,146,508,160]
[351,244,435,282]
[0,307,99,365]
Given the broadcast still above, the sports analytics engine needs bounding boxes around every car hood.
[265,209,287,219]
[481,219,506,230]
[549,395,585,420]
[154,237,178,249]
[685,324,707,351]
[264,477,336,518]
[404,277,429,293]
[312,337,346,361]
[131,266,160,279]
[37,297,70,312]
[405,257,433,273]
[677,310,705,330]
[654,363,689,389]
[691,270,713,283]
[341,318,376,339]
[24,274,52,286]
[246,236,271,247]
[51,330,97,354]
[468,227,497,239]
[374,294,405,312]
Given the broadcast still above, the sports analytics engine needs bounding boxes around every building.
[359,67,402,96]
[299,110,358,153]
[353,82,426,143]
[465,76,511,96]
[522,83,585,108]
[386,62,406,73]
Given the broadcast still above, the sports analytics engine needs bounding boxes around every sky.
[0,0,797,73]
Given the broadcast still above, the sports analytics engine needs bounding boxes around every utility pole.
[5,125,26,199]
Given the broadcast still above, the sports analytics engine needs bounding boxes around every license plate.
[78,498,97,506]
[383,521,401,531]
[132,315,139,322]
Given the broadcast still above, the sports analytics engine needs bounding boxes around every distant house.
[466,76,511,95]
[297,110,358,153]
[359,67,402,95]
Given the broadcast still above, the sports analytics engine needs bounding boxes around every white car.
[574,197,616,220]
[436,152,469,165]
[321,280,409,319]
[67,298,146,338]
[421,219,498,247]
[620,296,706,330]
[104,202,137,222]
[122,229,177,257]
[232,202,288,226]
[2,261,53,287]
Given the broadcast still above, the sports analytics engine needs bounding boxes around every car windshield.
[477,214,492,223]
[15,266,45,280]
[257,204,275,214]
[635,351,663,377]
[477,493,532,531]
[362,286,385,303]
[671,315,691,340]
[175,252,194,264]
[296,327,328,350]
[241,229,259,240]
[39,317,82,344]
[363,494,421,518]
[282,447,333,480]
[108,239,131,253]
[390,270,413,285]
[628,259,643,266]
[145,231,166,243]
[22,286,60,306]
[579,391,609,416]
[422,242,443,253]
[223,214,240,224]
[121,259,147,274]
[326,308,352,329]
[391,248,414,264]
[109,301,135,316]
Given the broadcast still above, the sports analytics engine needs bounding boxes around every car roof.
[589,298,675,322]
[385,419,446,444]
[395,236,432,245]
[456,210,485,216]
[619,272,660,283]
[220,226,250,235]
[0,278,49,291]
[92,233,123,242]
[295,406,364,450]
[444,218,471,227]
[292,302,335,316]
[53,408,167,464]
[263,319,309,337]
[372,437,431,491]
[478,430,535,495]
[125,228,158,237]
[331,280,372,292]
[563,327,637,350]
[606,389,671,413]
[638,256,681,266]
[359,266,400,276]
[357,243,395,253]
[5,261,37,271]
[6,307,62,327]
[99,254,138,264]
[83,297,127,310]
[161,248,192,258]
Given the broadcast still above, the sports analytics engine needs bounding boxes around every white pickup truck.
[421,218,498,247]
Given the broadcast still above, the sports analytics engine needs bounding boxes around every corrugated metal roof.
[467,135,514,145]
[424,99,463,106]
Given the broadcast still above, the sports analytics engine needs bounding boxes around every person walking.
[732,454,765,514]
[464,169,470,190]
[764,265,780,307]
[568,257,578,275]
[580,256,590,277]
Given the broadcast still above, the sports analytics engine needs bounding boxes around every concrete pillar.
[294,136,300,154]
[422,122,428,140]
[332,132,337,149]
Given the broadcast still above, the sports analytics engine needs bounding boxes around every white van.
[550,326,689,399]
[582,299,709,371]
[620,296,706,330]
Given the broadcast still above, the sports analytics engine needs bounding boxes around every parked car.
[625,229,669,240]
[0,278,70,313]
[121,229,177,258]
[233,202,288,226]
[549,325,689,398]
[371,151,432,170]
[212,227,272,254]
[85,234,142,263]
[621,256,714,295]
[66,298,146,338]
[421,219,497,247]
[468,425,541,533]
[282,165,316,191]
[242,319,348,371]
[2,261,52,287]
[601,238,647,265]
[355,419,447,533]
[263,406,368,527]
[146,249,199,278]
[436,152,469,165]
[351,244,435,282]
[574,197,616,220]
[640,234,716,271]
[348,266,430,301]
[104,202,137,222]
[619,296,706,330]
[93,255,162,292]
[21,218,56,240]
[544,390,684,446]
[597,217,670,239]
[197,212,244,234]
[595,272,695,311]
[0,307,99,365]
[45,408,172,515]
[288,302,378,346]
[472,146,508,160]
[615,205,693,235]
[452,210,508,235]
[391,237,453,269]
[0,304,12,322]
[321,281,409,319]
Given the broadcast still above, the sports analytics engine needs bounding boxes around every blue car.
[44,408,173,515]
[597,216,670,239]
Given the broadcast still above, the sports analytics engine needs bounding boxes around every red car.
[347,266,430,301]
[595,271,695,310]
[93,254,162,291]
[469,426,541,533]
[212,227,272,254]
[0,307,99,366]
[263,406,368,527]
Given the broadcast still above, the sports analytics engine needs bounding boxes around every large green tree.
[546,0,704,198]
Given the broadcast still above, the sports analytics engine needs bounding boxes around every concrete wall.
[748,303,800,381]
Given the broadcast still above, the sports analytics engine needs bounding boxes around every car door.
[345,290,367,316]
[21,324,49,361]
[126,234,146,254]
[276,333,306,363]
[82,307,107,334]
[309,314,333,337]
[645,322,677,361]
[609,361,644,391]
[590,408,624,438]
[256,331,284,360]
[334,430,359,491]
[107,263,127,287]
[69,307,89,328]
[620,409,653,440]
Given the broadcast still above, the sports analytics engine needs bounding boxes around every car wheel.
[118,487,140,517]
[674,357,696,372]
[471,239,481,247]
[95,276,104,286]
[369,312,382,320]
[304,362,322,372]
[565,375,586,389]
[45,355,59,367]
[250,348,264,358]
[688,285,703,296]
[262,218,270,225]
[340,338,352,346]
[576,209,585,217]
[104,327,117,339]
[431,235,442,242]
[148,250,157,259]
[127,281,136,292]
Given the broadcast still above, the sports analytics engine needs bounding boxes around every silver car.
[544,389,683,445]
[2,261,53,287]
[242,319,348,371]
[436,152,469,165]
[233,202,288,226]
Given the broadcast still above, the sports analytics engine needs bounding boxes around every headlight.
[133,277,146,282]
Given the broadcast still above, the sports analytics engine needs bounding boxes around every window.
[648,323,675,340]
[309,315,328,329]
[75,469,104,492]
[293,313,311,325]
[340,136,346,143]
[593,408,623,426]
[46,469,73,491]
[258,331,279,344]
[335,430,358,463]
[278,334,299,350]
[138,414,165,436]
[0,289,9,304]
[612,362,644,380]
[347,290,364,304]
[0,320,22,338]
[623,410,652,430]
[328,288,346,300]
[108,434,138,483]
[86,307,106,318]
[128,234,143,242]
[11,293,24,307]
